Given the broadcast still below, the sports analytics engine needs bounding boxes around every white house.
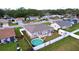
[50,20,72,30]
[0,19,9,28]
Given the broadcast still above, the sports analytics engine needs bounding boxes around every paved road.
[2,19,63,28]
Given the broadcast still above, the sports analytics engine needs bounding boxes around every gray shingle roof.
[54,20,72,27]
[24,24,53,33]
[0,19,8,23]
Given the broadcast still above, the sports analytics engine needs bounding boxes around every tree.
[0,9,5,18]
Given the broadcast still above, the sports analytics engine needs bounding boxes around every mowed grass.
[15,27,32,51]
[0,42,17,51]
[75,32,79,35]
[0,27,32,51]
[42,31,60,42]
[39,36,79,51]
[43,22,51,25]
[65,23,79,32]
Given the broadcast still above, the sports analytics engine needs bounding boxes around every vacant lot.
[39,36,79,51]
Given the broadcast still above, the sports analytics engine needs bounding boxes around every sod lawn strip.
[39,36,79,51]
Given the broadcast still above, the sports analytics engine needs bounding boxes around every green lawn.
[14,27,22,37]
[43,22,51,25]
[65,23,79,32]
[42,31,60,42]
[9,23,18,26]
[15,27,32,51]
[0,27,32,51]
[75,32,79,35]
[0,42,16,51]
[39,36,79,51]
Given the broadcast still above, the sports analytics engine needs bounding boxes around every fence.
[33,29,79,51]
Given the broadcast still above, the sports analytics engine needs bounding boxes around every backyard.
[42,31,60,42]
[0,27,32,51]
[75,32,79,35]
[39,23,79,51]
[65,23,79,32]
[39,36,79,51]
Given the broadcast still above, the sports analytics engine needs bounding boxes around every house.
[15,18,24,25]
[0,28,16,44]
[27,16,40,21]
[41,15,52,19]
[0,19,9,28]
[50,20,72,30]
[22,24,54,38]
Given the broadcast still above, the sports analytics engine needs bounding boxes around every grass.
[14,27,22,37]
[0,27,32,51]
[65,23,79,32]
[75,32,79,35]
[39,36,79,51]
[15,27,32,51]
[42,31,60,42]
[43,22,51,25]
[0,42,16,51]
[17,38,32,51]
[9,23,18,26]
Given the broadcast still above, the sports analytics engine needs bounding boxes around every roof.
[0,28,16,39]
[24,24,53,33]
[16,18,24,20]
[0,19,8,23]
[54,20,72,27]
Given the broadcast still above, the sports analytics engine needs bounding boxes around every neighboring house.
[0,28,16,44]
[41,15,62,20]
[23,24,54,38]
[50,20,72,30]
[41,15,52,19]
[15,18,24,25]
[0,19,9,28]
[27,16,40,20]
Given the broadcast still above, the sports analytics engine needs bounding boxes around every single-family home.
[27,16,40,21]
[0,28,16,44]
[15,18,24,25]
[41,15,52,19]
[0,19,9,28]
[22,24,54,38]
[50,20,72,30]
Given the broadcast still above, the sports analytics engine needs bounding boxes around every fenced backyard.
[33,29,79,51]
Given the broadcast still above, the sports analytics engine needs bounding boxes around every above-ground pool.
[31,38,44,46]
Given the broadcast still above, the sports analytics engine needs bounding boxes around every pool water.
[31,38,44,46]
